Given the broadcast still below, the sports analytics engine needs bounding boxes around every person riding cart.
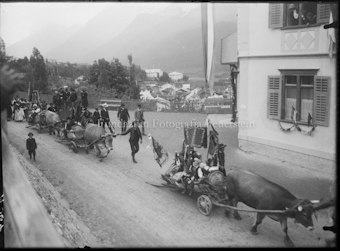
[29,103,41,123]
[63,117,75,139]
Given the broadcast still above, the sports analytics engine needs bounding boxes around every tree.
[89,60,100,88]
[183,75,190,82]
[30,47,48,93]
[159,71,170,82]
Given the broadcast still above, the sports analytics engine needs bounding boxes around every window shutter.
[313,76,330,126]
[268,3,283,29]
[267,76,282,120]
[317,3,330,24]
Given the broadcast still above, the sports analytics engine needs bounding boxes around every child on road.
[26,132,37,161]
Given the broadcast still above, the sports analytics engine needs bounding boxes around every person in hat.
[81,89,88,108]
[100,103,113,133]
[29,103,41,123]
[70,88,78,109]
[93,107,101,125]
[75,100,82,123]
[63,117,75,139]
[26,132,37,161]
[83,106,91,118]
[117,121,142,163]
[117,103,130,133]
[134,104,146,136]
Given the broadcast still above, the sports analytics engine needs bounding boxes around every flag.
[291,106,297,123]
[207,122,219,155]
[201,3,216,95]
[328,11,336,59]
[151,136,169,168]
[308,113,313,127]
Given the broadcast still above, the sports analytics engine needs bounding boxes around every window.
[267,72,330,126]
[269,3,330,29]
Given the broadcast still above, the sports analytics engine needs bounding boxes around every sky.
[0,2,198,47]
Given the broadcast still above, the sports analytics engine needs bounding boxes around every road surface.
[6,117,335,248]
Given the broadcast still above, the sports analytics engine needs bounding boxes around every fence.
[1,111,64,247]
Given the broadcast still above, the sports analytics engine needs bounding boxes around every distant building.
[0,37,5,53]
[169,71,183,82]
[145,69,163,78]
[74,75,87,85]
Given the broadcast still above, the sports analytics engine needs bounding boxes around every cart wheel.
[70,141,78,153]
[197,195,213,216]
[89,144,94,149]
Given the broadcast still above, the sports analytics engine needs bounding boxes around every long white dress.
[14,107,25,122]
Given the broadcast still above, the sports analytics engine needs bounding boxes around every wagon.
[26,111,54,134]
[55,124,96,153]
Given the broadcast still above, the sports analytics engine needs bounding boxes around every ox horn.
[310,200,320,204]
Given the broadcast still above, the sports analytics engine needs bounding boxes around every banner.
[201,3,216,95]
[207,122,219,155]
[184,126,208,148]
[147,135,169,168]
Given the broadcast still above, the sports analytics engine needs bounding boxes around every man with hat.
[81,89,88,108]
[134,104,146,136]
[70,88,78,108]
[93,107,101,125]
[100,103,113,133]
[26,132,37,161]
[117,103,130,133]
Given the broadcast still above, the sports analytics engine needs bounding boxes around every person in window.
[305,12,316,25]
[288,4,299,26]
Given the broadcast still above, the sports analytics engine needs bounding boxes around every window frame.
[279,69,318,125]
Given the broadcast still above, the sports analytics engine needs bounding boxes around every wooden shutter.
[267,76,282,120]
[268,3,283,29]
[313,76,330,126]
[317,3,330,24]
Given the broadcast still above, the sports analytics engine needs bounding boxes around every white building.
[169,71,184,82]
[145,69,163,78]
[221,3,337,171]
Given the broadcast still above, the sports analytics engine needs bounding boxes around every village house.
[169,71,184,82]
[145,69,163,79]
[222,3,336,171]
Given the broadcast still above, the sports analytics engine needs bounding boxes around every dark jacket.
[121,127,142,143]
[117,107,130,121]
[93,110,100,122]
[134,108,144,122]
[53,95,59,106]
[81,92,88,107]
[70,92,77,102]
[26,138,37,151]
[100,109,110,121]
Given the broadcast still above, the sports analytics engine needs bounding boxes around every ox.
[224,169,318,247]
[84,124,115,161]
[29,110,61,135]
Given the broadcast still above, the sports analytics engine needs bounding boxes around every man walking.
[70,88,77,109]
[100,103,113,133]
[117,121,142,163]
[134,104,146,135]
[26,132,37,161]
[117,103,130,133]
[81,89,88,108]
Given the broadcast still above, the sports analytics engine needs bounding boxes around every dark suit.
[93,110,100,125]
[120,127,142,156]
[100,108,112,132]
[81,91,88,108]
[117,107,130,132]
[26,137,37,159]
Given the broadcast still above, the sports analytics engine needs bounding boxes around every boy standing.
[26,132,37,161]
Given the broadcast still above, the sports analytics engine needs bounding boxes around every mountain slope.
[6,24,81,59]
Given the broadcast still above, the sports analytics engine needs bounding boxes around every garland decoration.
[278,121,296,132]
[296,124,317,136]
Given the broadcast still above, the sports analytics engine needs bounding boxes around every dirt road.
[7,120,334,247]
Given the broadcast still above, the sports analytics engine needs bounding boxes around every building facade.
[169,71,184,82]
[223,3,336,171]
[145,69,163,79]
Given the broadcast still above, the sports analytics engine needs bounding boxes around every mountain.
[83,5,236,74]
[6,23,81,59]
[45,4,172,63]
